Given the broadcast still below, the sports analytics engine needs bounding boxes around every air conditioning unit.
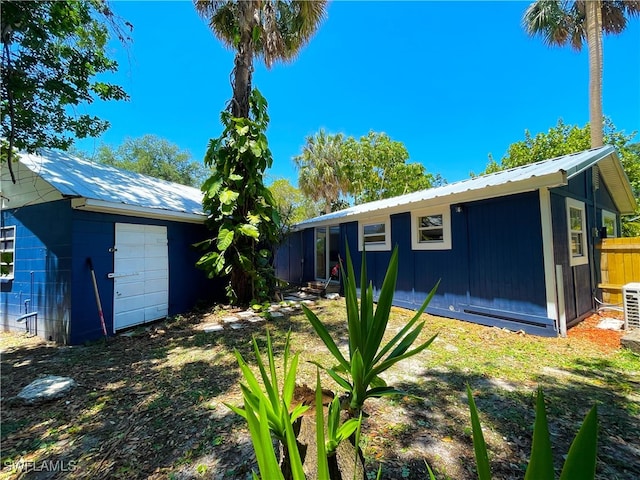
[622,282,640,330]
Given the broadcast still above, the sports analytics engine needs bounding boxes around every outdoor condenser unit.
[622,282,640,330]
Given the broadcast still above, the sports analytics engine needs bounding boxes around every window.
[411,207,451,250]
[602,210,617,238]
[358,216,390,251]
[566,198,588,266]
[0,226,15,280]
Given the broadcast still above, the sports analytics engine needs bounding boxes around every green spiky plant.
[303,244,439,415]
[229,330,362,479]
[465,385,598,480]
[225,330,308,442]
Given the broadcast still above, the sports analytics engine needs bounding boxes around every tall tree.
[92,135,209,187]
[1,0,131,182]
[523,1,640,147]
[294,129,348,214]
[268,178,321,228]
[194,0,327,118]
[194,1,327,305]
[480,118,640,235]
[342,131,443,205]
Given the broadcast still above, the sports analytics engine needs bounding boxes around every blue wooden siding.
[275,231,304,285]
[1,200,219,344]
[276,167,623,336]
[70,209,219,344]
[1,201,73,343]
[278,192,555,336]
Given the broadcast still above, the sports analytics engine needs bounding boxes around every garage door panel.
[117,245,146,260]
[114,223,168,331]
[145,258,167,272]
[114,309,145,329]
[116,281,145,298]
[115,256,145,272]
[114,295,146,314]
[145,244,167,258]
[145,291,167,306]
[145,304,168,321]
[145,278,168,294]
[143,267,168,281]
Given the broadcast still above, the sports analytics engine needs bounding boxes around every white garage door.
[113,223,169,331]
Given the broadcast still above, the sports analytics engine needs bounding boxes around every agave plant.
[303,244,439,415]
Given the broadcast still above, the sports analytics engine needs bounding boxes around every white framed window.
[411,207,451,250]
[358,216,390,251]
[566,198,588,266]
[602,210,617,238]
[0,226,16,280]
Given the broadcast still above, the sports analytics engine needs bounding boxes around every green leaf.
[559,405,598,480]
[303,305,349,370]
[316,370,330,479]
[424,460,437,480]
[524,388,554,480]
[243,395,283,480]
[282,400,306,479]
[236,125,249,136]
[364,246,399,366]
[216,228,234,251]
[466,385,492,480]
[250,140,263,157]
[239,224,260,239]
[219,189,239,204]
[373,280,439,366]
[350,350,366,409]
[367,334,437,384]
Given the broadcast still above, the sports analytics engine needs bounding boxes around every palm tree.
[295,129,349,214]
[523,1,640,147]
[194,0,327,118]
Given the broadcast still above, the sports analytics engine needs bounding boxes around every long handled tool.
[87,257,108,338]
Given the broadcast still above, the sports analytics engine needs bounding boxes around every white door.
[113,223,169,331]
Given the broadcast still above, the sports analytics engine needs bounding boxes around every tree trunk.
[295,413,366,480]
[231,1,255,118]
[586,0,604,147]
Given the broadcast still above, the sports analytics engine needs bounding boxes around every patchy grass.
[1,299,639,479]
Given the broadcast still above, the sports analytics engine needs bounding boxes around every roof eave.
[71,198,206,224]
[294,171,568,230]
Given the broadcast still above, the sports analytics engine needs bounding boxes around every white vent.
[622,282,640,330]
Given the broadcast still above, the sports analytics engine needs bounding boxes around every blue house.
[1,149,219,344]
[276,146,636,337]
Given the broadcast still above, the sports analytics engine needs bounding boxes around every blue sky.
[76,1,640,185]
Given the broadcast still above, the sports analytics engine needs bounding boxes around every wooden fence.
[598,237,640,305]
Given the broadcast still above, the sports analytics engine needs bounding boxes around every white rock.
[16,376,76,405]
[203,324,224,333]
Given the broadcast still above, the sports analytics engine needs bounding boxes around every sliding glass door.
[315,225,340,280]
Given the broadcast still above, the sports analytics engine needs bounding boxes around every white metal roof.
[296,145,636,229]
[2,149,206,223]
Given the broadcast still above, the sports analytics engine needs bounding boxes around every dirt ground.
[1,302,638,480]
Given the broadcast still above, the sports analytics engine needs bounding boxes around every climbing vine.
[197,89,280,305]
